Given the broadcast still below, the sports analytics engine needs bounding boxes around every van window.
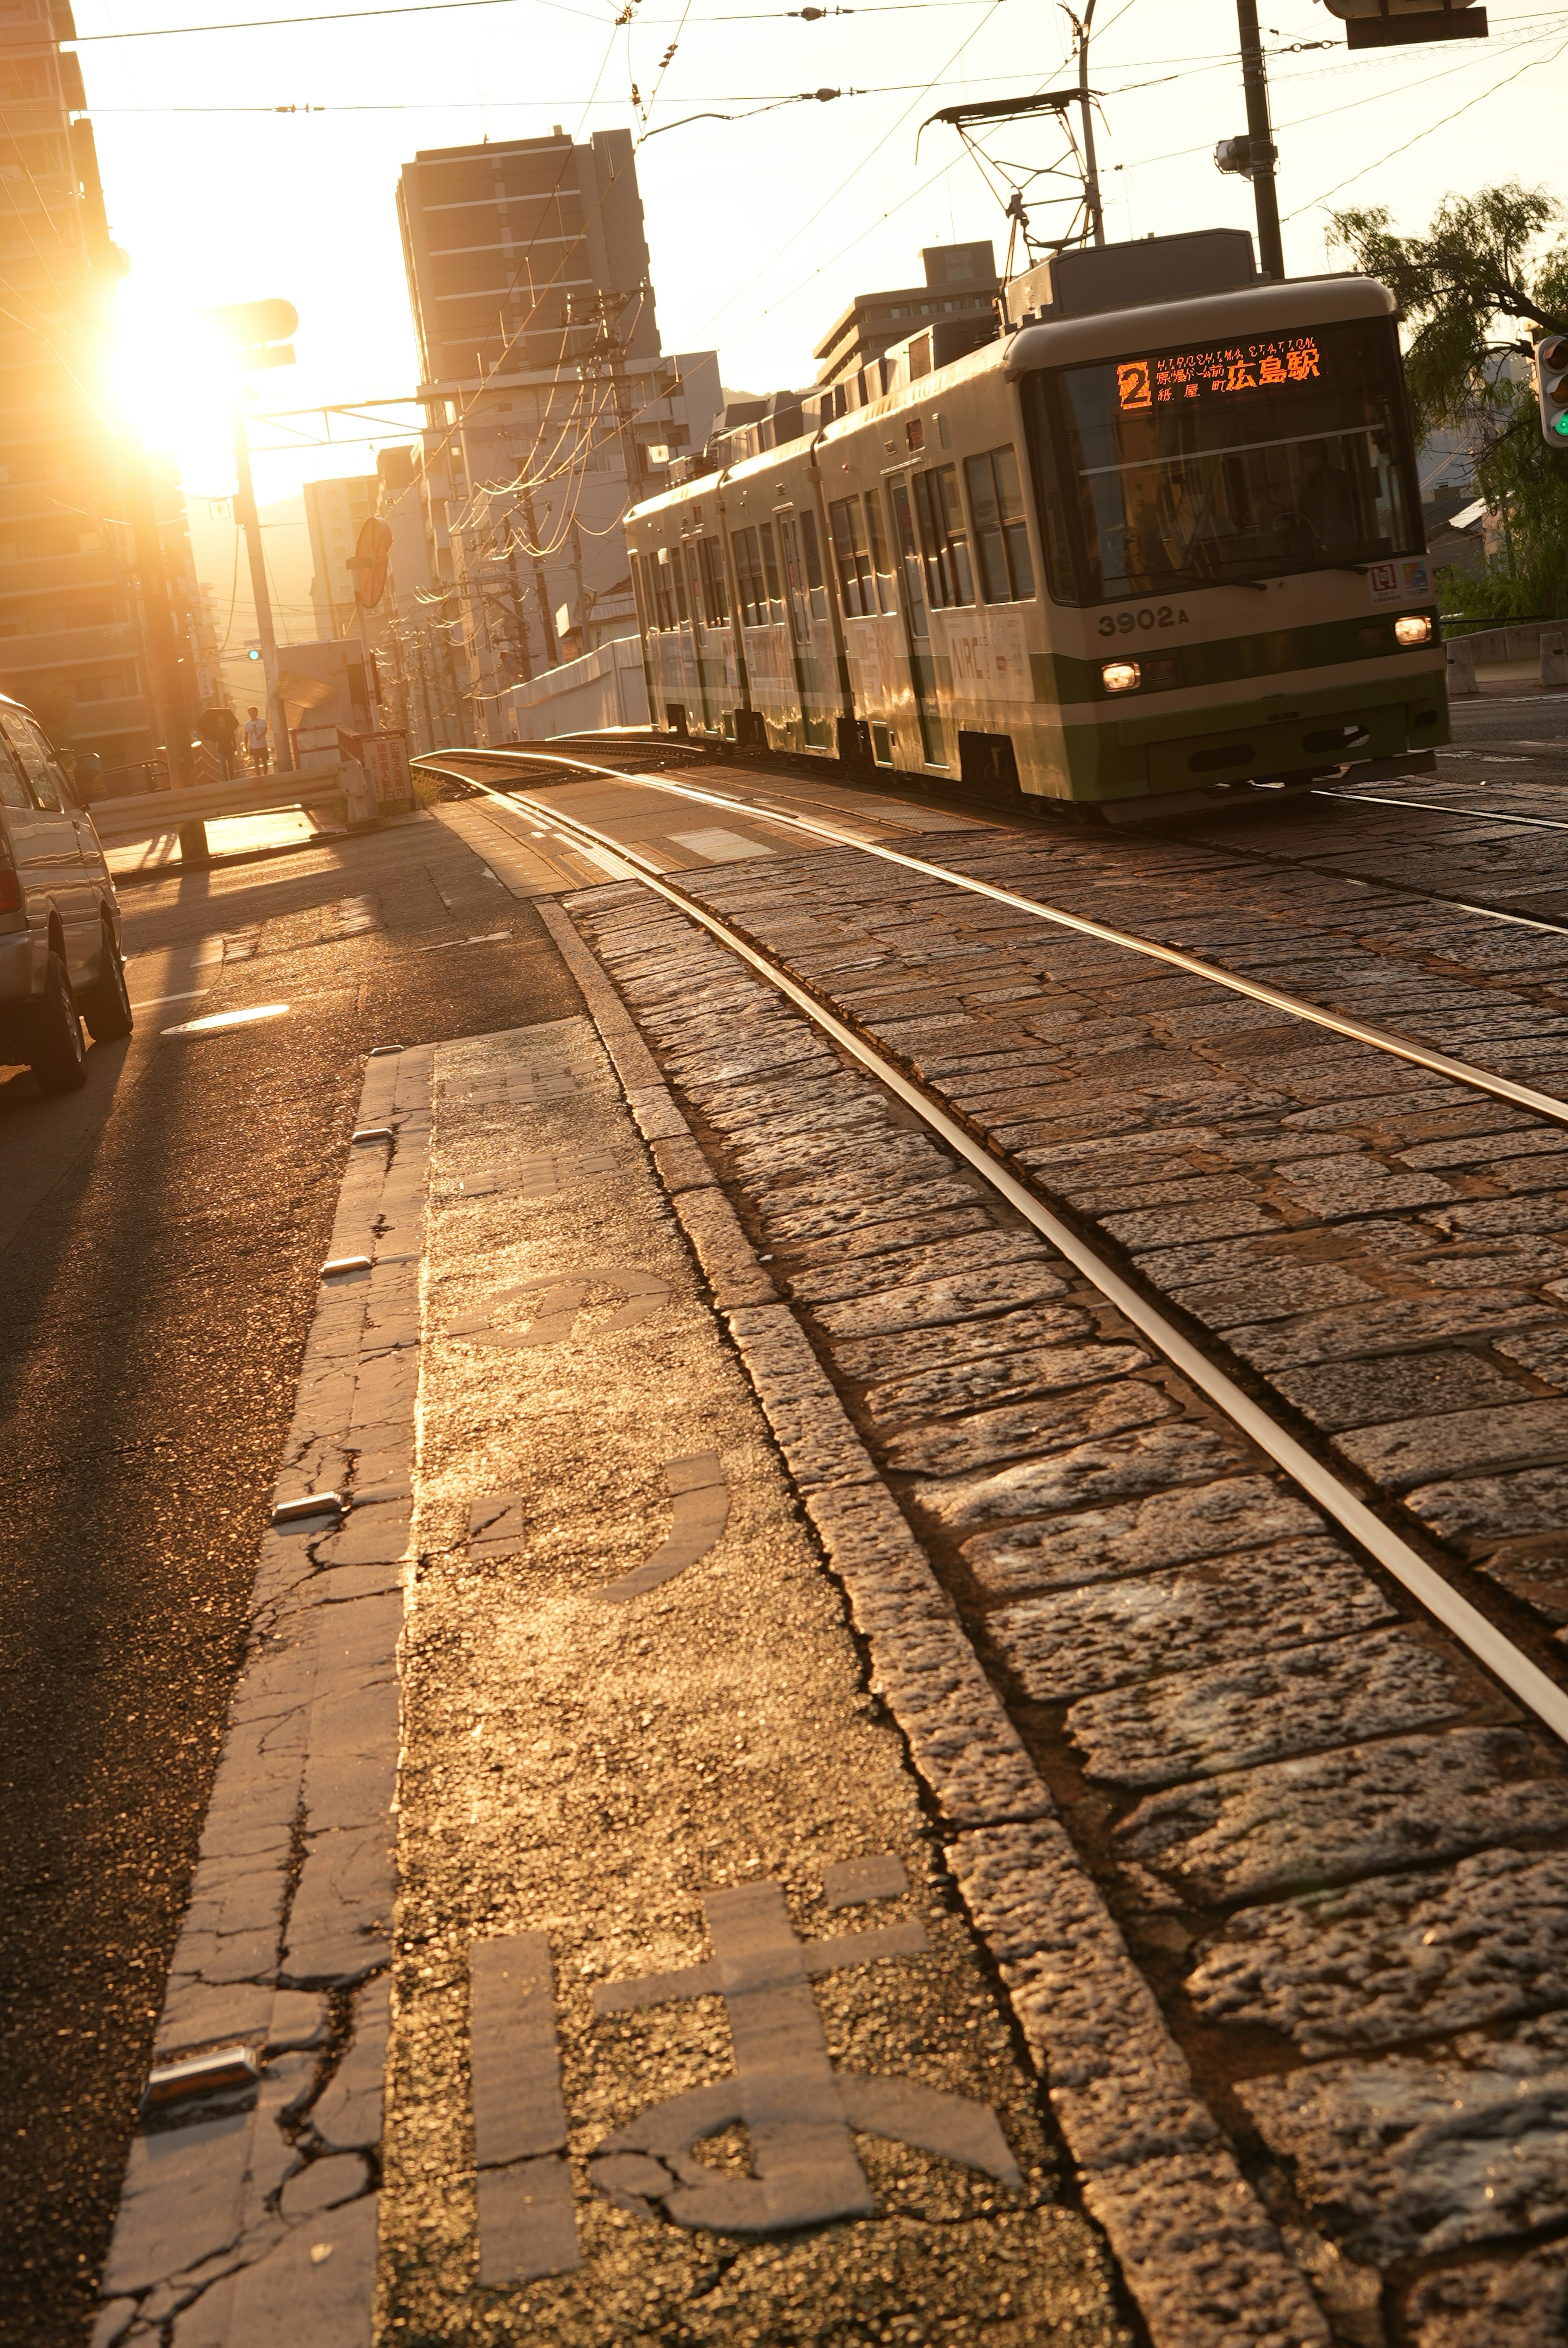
[964,445,1036,602]
[0,712,62,808]
[913,464,975,608]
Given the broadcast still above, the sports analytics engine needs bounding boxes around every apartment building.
[303,473,381,640]
[813,241,1000,390]
[0,0,168,767]
[395,127,721,735]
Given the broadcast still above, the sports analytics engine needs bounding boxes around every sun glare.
[111,294,241,502]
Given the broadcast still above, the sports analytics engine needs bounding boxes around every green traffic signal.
[1538,332,1568,449]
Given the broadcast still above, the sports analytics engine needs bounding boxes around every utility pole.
[122,426,204,862]
[519,481,559,668]
[1236,0,1284,280]
[503,515,535,684]
[1075,3,1104,247]
[231,410,291,771]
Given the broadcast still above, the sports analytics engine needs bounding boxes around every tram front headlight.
[1394,614,1433,647]
[1102,659,1141,693]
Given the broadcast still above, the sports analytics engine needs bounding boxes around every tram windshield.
[1024,316,1420,602]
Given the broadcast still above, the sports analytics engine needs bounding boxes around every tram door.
[681,543,717,731]
[886,476,947,769]
[777,512,832,749]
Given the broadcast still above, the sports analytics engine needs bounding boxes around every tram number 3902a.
[1098,607,1193,637]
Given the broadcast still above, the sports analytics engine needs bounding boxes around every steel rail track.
[1313,785,1568,834]
[420,748,1568,1749]
[423,744,1568,1135]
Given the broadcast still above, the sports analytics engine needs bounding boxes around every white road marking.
[668,827,777,863]
[162,1003,290,1037]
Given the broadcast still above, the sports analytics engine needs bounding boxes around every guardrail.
[85,763,345,845]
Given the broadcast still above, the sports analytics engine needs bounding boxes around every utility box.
[1009,229,1259,323]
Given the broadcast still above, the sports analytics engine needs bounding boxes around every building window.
[964,444,1036,602]
[912,463,975,607]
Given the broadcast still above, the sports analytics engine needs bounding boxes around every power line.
[62,0,988,38]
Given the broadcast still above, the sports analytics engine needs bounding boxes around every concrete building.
[303,473,381,640]
[813,241,1000,390]
[0,0,186,772]
[394,128,721,740]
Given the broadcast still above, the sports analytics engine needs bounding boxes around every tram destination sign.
[1117,335,1322,412]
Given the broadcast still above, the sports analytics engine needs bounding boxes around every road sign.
[1537,333,1568,450]
[350,515,394,608]
[1323,0,1487,45]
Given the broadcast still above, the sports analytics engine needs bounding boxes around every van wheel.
[28,949,88,1092]
[80,921,134,1041]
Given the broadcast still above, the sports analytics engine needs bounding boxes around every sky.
[75,0,1568,621]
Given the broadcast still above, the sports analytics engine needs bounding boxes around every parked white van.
[0,691,131,1092]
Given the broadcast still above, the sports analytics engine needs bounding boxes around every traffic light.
[1537,333,1568,450]
[206,299,298,370]
[1323,0,1487,46]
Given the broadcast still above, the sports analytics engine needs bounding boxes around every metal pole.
[1077,2,1104,248]
[123,426,205,862]
[231,405,290,771]
[520,482,559,667]
[1237,0,1284,281]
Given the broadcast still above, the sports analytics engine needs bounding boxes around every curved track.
[419,741,1568,1749]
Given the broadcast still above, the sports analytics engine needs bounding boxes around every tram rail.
[417,741,1568,1747]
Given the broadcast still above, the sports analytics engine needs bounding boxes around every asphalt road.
[0,812,578,2347]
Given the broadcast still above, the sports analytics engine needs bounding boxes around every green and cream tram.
[623,228,1447,818]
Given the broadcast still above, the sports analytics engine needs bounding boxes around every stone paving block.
[301,1681,401,1823]
[1081,2150,1330,2348]
[221,2190,378,2348]
[1169,1259,1385,1328]
[1274,1153,1457,1220]
[648,1133,715,1194]
[1268,1350,1527,1432]
[963,1478,1327,1597]
[1227,1291,1553,1372]
[862,1340,1152,1431]
[814,1258,1075,1339]
[310,1978,390,2151]
[833,1302,1094,1386]
[281,1823,394,1986]
[156,1980,276,2067]
[1119,1726,1568,1905]
[1185,1846,1568,2056]
[882,1378,1175,1478]
[1069,1626,1475,1791]
[1098,1200,1282,1249]
[869,1615,1051,1826]
[756,1177,983,1248]
[916,1423,1248,1532]
[670,1185,780,1307]
[1404,2239,1568,2347]
[1406,1458,1568,1541]
[1239,2015,1568,2263]
[1334,1398,1568,1492]
[992,1543,1391,1703]
[625,1082,689,1141]
[102,2114,251,2295]
[1494,1320,1568,1389]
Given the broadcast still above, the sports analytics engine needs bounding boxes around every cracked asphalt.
[0,814,577,2347]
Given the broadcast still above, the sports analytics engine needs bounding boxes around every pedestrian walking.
[242,707,269,775]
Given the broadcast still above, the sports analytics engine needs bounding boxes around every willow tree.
[1327,184,1568,620]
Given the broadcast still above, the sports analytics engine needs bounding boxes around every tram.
[622,227,1448,819]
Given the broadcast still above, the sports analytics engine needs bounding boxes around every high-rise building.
[0,0,195,772]
[395,128,721,740]
[813,242,1000,390]
[303,473,381,640]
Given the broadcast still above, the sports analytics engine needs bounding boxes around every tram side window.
[799,508,830,624]
[651,551,678,631]
[913,464,975,608]
[670,547,691,626]
[829,496,877,617]
[698,535,729,627]
[758,522,786,624]
[864,488,897,611]
[732,527,767,627]
[964,446,1036,602]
